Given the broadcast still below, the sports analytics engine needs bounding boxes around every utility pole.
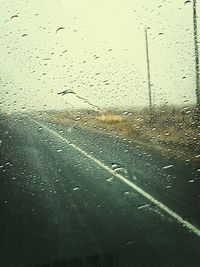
[193,0,200,110]
[145,27,153,116]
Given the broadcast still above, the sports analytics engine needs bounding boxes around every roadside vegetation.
[36,105,200,166]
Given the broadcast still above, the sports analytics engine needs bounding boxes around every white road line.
[33,119,200,238]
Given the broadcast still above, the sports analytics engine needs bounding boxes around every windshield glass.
[0,0,200,266]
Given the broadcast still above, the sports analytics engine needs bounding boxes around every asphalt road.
[0,114,200,267]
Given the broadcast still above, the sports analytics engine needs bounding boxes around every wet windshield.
[0,0,200,266]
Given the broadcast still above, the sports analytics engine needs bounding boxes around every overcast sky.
[0,0,199,112]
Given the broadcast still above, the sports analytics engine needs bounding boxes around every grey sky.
[0,0,199,112]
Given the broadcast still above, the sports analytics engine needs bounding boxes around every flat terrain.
[0,114,200,267]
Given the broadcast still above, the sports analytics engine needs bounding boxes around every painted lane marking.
[33,119,200,237]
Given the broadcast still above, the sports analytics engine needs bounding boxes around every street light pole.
[193,0,200,110]
[145,27,153,115]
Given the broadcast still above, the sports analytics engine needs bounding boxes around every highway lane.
[0,115,200,267]
[37,116,200,227]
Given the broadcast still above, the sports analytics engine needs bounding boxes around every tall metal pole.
[145,27,153,114]
[193,0,200,109]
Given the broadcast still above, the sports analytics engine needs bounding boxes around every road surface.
[0,114,200,267]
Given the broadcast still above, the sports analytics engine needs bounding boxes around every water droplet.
[124,191,130,196]
[73,186,80,191]
[132,175,137,181]
[163,165,173,169]
[111,163,126,172]
[188,179,195,183]
[138,204,150,210]
[106,177,114,182]
[126,241,133,246]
